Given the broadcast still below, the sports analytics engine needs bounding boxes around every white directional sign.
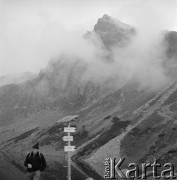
[64,146,76,152]
[64,127,76,133]
[62,136,73,141]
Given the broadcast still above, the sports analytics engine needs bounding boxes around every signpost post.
[67,122,72,180]
[62,116,78,180]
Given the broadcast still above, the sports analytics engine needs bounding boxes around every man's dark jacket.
[24,152,46,172]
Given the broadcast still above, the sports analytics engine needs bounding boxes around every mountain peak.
[93,14,135,48]
[94,14,115,32]
[94,14,132,32]
[102,14,112,20]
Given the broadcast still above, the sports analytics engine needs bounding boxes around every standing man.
[24,143,46,180]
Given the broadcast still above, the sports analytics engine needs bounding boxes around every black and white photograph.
[0,0,177,179]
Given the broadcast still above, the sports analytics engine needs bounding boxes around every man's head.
[32,143,39,153]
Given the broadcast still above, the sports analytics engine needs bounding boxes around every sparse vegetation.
[164,89,177,105]
[104,115,111,120]
[7,128,39,143]
[77,117,131,157]
[169,103,177,112]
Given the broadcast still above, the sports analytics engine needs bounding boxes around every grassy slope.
[84,81,177,177]
[119,85,177,174]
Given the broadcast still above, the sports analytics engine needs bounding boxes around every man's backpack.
[28,152,42,160]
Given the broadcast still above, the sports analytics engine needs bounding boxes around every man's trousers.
[26,170,41,180]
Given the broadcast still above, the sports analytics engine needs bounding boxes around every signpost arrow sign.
[64,127,76,133]
[64,146,76,152]
[62,136,73,141]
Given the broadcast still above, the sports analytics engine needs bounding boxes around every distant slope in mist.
[163,31,177,77]
[0,72,36,87]
[0,14,137,128]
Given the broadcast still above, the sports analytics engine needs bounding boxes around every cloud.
[0,0,176,91]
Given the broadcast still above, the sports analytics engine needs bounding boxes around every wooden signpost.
[63,119,77,180]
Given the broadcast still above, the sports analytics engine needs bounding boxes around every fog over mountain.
[31,13,175,95]
[0,0,177,87]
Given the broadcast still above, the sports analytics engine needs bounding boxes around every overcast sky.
[0,0,177,76]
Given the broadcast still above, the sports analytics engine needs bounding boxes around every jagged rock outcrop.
[93,14,136,48]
